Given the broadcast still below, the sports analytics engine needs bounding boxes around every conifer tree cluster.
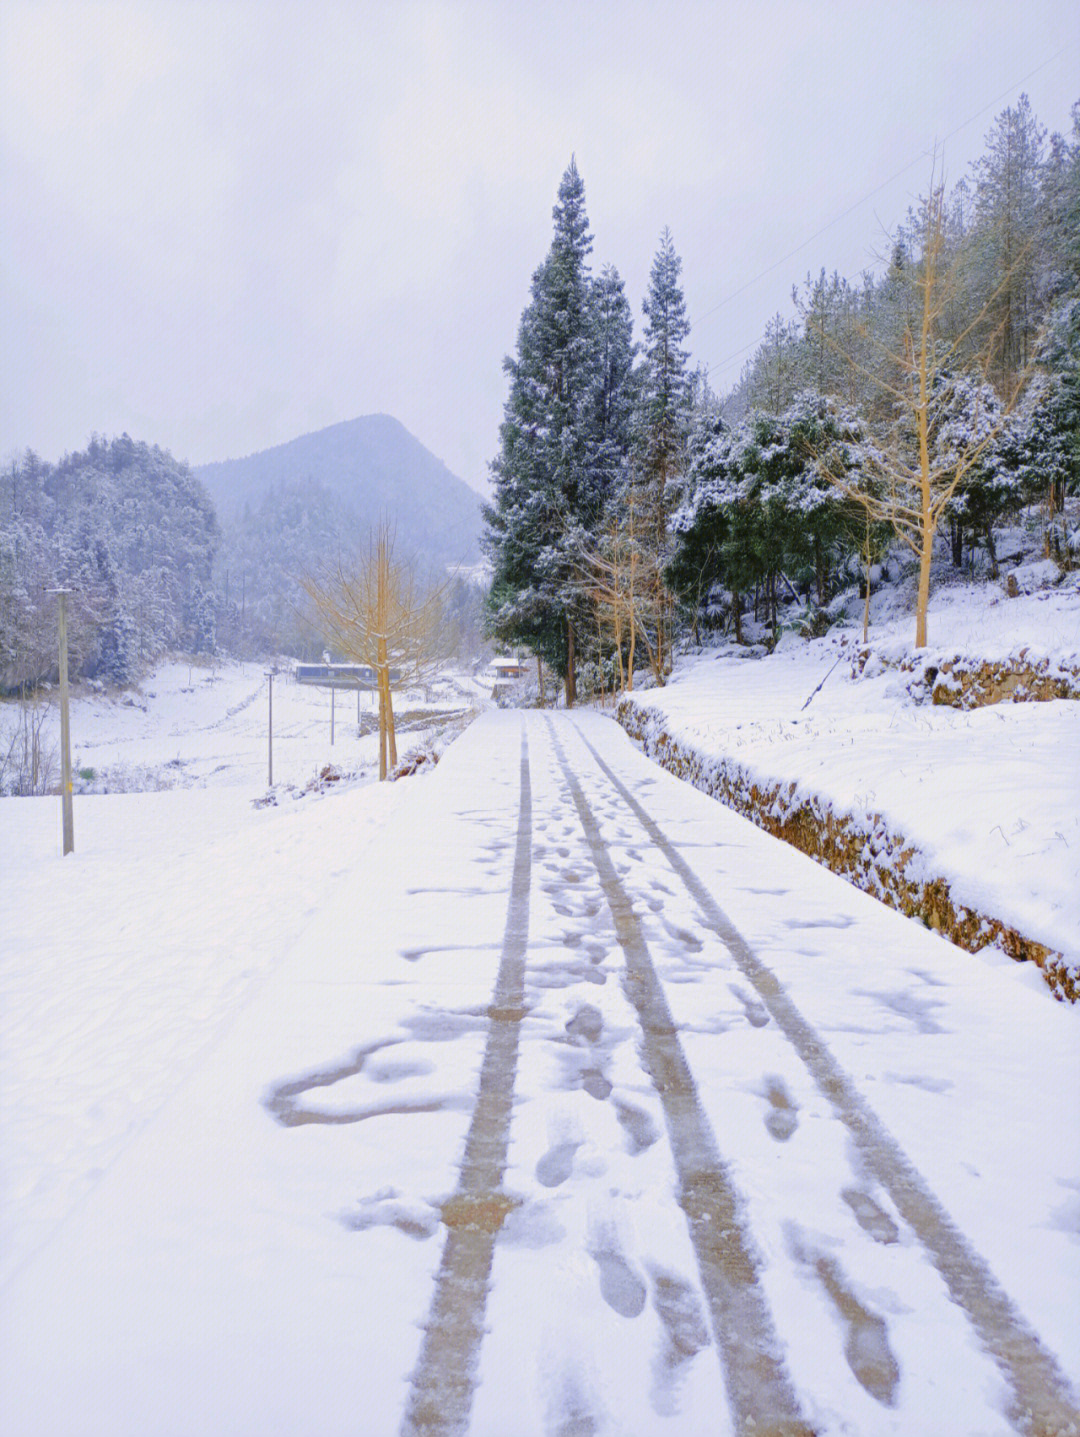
[484,161,692,701]
[1,436,219,691]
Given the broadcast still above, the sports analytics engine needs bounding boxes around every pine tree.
[629,227,692,681]
[584,263,638,490]
[484,159,607,704]
[1012,296,1080,554]
[971,94,1047,393]
[1041,102,1080,301]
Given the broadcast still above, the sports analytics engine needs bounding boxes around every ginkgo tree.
[300,524,448,779]
[804,179,1031,648]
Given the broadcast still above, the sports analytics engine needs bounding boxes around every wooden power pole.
[266,669,274,787]
[48,589,74,855]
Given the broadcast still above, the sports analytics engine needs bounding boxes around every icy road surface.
[2,710,1078,1436]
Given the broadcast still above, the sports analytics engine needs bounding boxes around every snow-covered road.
[2,710,1078,1436]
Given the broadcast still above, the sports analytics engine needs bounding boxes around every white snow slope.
[617,580,1080,979]
[2,681,1078,1436]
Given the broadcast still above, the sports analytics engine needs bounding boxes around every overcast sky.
[2,1,1077,495]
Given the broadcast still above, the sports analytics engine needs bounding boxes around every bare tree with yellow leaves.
[804,178,1030,648]
[300,524,448,779]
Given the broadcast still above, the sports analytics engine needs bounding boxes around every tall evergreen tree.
[1041,102,1080,300]
[585,263,638,485]
[638,228,692,470]
[628,227,692,680]
[484,159,609,704]
[971,94,1047,392]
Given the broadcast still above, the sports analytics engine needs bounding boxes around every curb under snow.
[615,696,1077,1004]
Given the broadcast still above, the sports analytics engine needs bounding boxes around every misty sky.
[2,1,1077,495]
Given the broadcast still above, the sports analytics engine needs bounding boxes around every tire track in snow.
[400,728,533,1437]
[546,719,815,1437]
[573,720,1080,1437]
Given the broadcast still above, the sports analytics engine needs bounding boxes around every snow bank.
[616,585,1080,1000]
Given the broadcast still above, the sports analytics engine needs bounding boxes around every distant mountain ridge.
[194,414,482,565]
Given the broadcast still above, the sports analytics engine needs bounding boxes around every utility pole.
[266,668,274,786]
[331,682,335,746]
[47,589,74,854]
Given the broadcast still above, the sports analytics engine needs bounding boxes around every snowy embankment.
[616,578,1080,1001]
[0,660,486,1288]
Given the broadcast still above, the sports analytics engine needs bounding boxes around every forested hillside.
[196,414,483,657]
[1,436,218,690]
[485,98,1080,697]
[1,414,486,684]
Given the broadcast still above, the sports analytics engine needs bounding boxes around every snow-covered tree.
[484,159,609,704]
[969,94,1048,394]
[0,436,219,688]
[669,392,872,640]
[626,227,692,681]
[802,180,1038,646]
[1009,296,1080,555]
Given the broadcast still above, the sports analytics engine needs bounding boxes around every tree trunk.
[537,654,543,705]
[984,523,999,580]
[385,672,398,767]
[950,518,964,568]
[565,619,576,708]
[377,667,387,780]
[1047,477,1064,558]
[653,588,666,686]
[916,527,933,649]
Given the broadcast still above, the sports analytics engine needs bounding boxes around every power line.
[696,44,1073,386]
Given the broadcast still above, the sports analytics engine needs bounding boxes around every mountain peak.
[195,415,481,565]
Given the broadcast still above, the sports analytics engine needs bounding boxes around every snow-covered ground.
[0,661,484,1292]
[619,578,1080,976]
[3,657,487,796]
[1,675,1078,1434]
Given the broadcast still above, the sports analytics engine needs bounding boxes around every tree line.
[1,434,218,692]
[484,97,1080,685]
[1,443,491,694]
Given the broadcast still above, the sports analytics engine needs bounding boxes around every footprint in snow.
[647,1265,710,1416]
[842,1188,899,1245]
[763,1076,798,1141]
[565,1004,603,1045]
[816,1253,900,1406]
[588,1227,647,1319]
[730,983,770,1029]
[613,1098,659,1155]
[536,1140,580,1188]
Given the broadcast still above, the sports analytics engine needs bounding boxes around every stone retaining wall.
[850,647,1080,709]
[616,698,1076,1003]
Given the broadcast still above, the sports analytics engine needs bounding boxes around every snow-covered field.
[3,657,487,796]
[0,662,484,1293]
[618,577,1080,978]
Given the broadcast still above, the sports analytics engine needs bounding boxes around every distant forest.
[1,429,487,692]
[1,435,218,691]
